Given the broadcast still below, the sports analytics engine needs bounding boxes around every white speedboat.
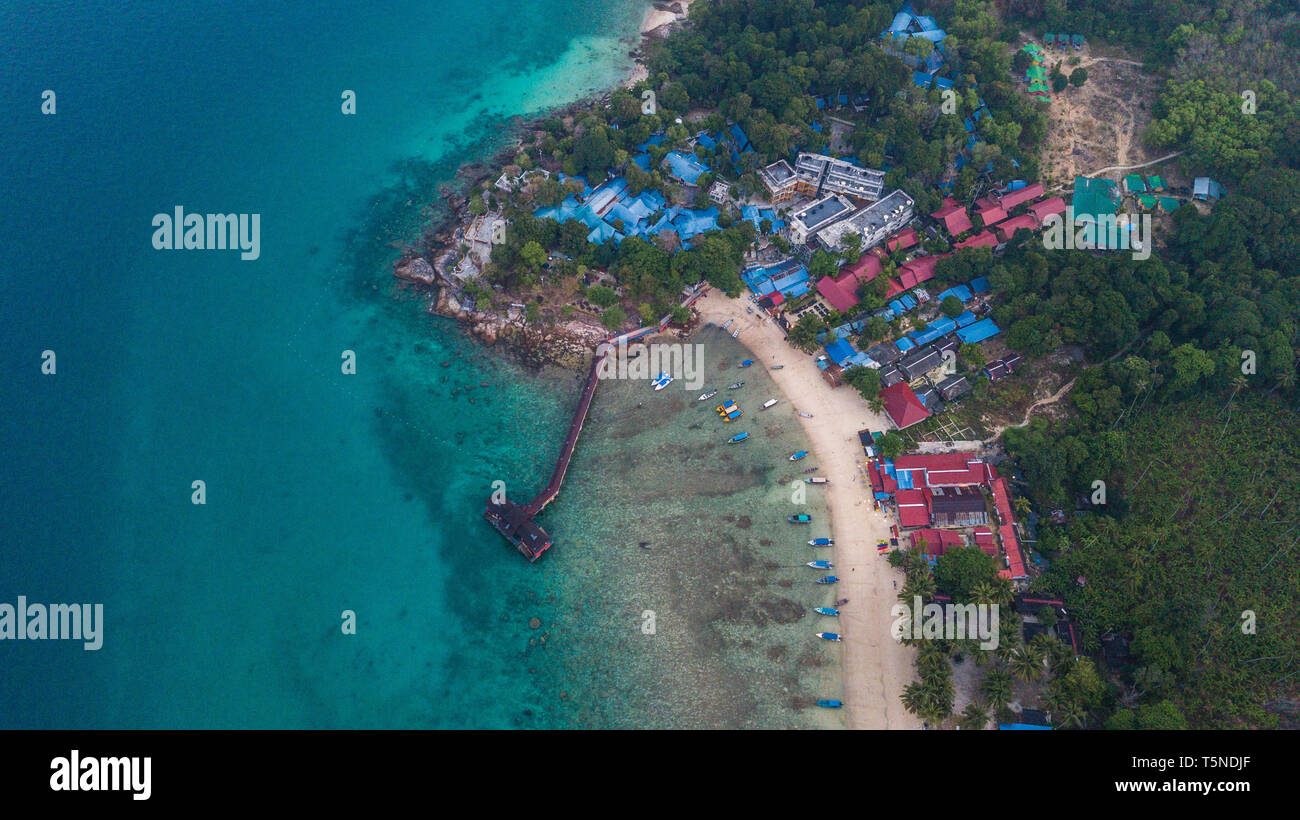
[652,372,673,391]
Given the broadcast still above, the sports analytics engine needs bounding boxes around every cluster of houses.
[866,452,1031,584]
[931,181,1066,253]
[534,173,721,249]
[870,454,1034,585]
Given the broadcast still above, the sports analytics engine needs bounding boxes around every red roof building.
[1029,196,1067,224]
[896,489,932,528]
[973,526,997,555]
[897,253,945,288]
[816,275,860,313]
[1000,523,1027,579]
[839,253,883,281]
[955,230,1000,250]
[974,203,1008,227]
[999,182,1046,210]
[994,213,1038,242]
[893,453,993,487]
[885,227,919,253]
[879,382,932,429]
[818,253,887,313]
[931,197,973,236]
[910,527,964,555]
[991,477,1015,523]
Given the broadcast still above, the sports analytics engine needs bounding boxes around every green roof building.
[1137,194,1158,210]
[1124,174,1147,193]
[1158,196,1182,212]
[1145,175,1165,192]
[1026,66,1047,81]
[1044,33,1055,46]
[1072,176,1127,249]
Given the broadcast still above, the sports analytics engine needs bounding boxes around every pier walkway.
[484,283,709,561]
[523,347,607,516]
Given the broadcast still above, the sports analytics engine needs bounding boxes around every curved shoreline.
[691,291,921,729]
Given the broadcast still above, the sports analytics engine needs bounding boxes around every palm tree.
[1010,646,1044,682]
[901,574,936,601]
[958,701,988,730]
[971,581,1000,606]
[980,666,1013,711]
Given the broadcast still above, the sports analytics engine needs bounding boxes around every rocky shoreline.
[391,2,697,372]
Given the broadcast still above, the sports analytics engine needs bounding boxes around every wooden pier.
[483,283,708,561]
[483,347,607,561]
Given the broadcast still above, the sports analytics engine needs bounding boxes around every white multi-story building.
[815,190,915,251]
[789,194,855,246]
[795,152,885,201]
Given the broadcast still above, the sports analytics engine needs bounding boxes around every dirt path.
[982,377,1077,443]
[1082,151,1185,178]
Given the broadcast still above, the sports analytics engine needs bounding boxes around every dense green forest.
[983,1,1300,727]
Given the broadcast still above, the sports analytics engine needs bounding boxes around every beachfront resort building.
[814,189,915,251]
[789,194,855,246]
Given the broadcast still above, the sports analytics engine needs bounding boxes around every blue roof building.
[955,318,1001,343]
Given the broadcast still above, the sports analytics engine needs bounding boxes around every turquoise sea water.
[2,0,841,728]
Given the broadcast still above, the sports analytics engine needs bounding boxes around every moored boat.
[814,607,839,617]
[815,575,838,585]
[728,432,749,443]
[731,329,739,337]
[802,467,818,473]
[805,476,828,484]
[728,381,744,390]
[816,699,842,708]
[817,632,843,642]
[789,450,808,461]
[761,398,778,410]
[738,359,753,368]
[808,537,833,546]
[788,513,812,524]
[798,412,814,418]
[720,318,733,331]
[771,365,784,370]
[807,560,834,569]
[698,389,717,401]
[652,372,673,391]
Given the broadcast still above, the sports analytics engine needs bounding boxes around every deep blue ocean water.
[1,0,648,728]
[3,0,843,729]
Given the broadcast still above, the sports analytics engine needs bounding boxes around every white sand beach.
[640,1,697,35]
[693,290,921,729]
